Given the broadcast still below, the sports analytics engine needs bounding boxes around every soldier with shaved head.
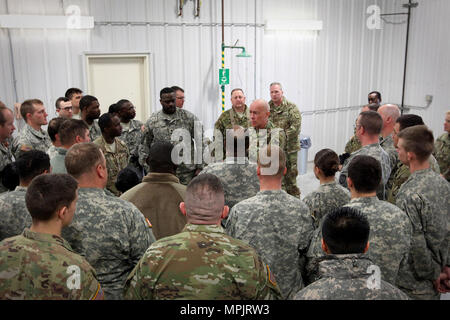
[124,173,282,300]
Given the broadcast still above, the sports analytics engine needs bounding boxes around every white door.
[85,53,151,122]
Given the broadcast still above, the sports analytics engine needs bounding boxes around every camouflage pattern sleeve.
[138,119,154,170]
[253,255,282,300]
[123,254,152,300]
[283,103,302,154]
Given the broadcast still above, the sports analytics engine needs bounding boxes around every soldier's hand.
[434,266,450,293]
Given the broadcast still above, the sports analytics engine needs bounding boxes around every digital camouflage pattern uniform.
[302,181,351,229]
[339,143,391,200]
[305,197,412,286]
[93,136,130,196]
[49,147,68,174]
[269,97,302,198]
[0,229,103,300]
[120,119,144,169]
[0,186,31,241]
[139,108,206,185]
[434,132,450,181]
[248,121,286,164]
[0,141,14,193]
[61,188,155,300]
[87,120,101,142]
[225,190,314,299]
[213,105,250,160]
[12,124,52,159]
[380,134,398,172]
[123,224,282,300]
[387,155,440,204]
[294,254,410,300]
[395,168,450,300]
[199,157,259,209]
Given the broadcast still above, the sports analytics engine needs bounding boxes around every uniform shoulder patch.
[145,218,152,228]
[266,264,277,287]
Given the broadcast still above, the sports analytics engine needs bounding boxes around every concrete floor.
[297,161,449,300]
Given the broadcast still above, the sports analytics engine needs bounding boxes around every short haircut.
[314,149,340,177]
[359,111,383,135]
[171,86,184,93]
[185,173,225,221]
[258,145,286,176]
[65,142,104,179]
[1,162,19,191]
[270,82,282,89]
[147,142,175,172]
[396,114,424,131]
[116,99,130,111]
[79,95,98,112]
[230,88,244,96]
[59,119,89,146]
[47,117,67,142]
[20,99,43,120]
[397,125,434,162]
[322,207,370,254]
[55,97,69,110]
[108,103,119,114]
[0,105,12,126]
[65,88,82,99]
[347,155,381,193]
[368,91,382,101]
[160,87,175,98]
[15,150,50,183]
[115,167,141,193]
[26,174,78,222]
[98,113,114,133]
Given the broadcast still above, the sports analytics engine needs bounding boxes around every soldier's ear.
[364,242,370,253]
[283,166,287,176]
[347,177,353,189]
[221,205,229,220]
[321,238,330,254]
[179,202,187,216]
[57,205,68,222]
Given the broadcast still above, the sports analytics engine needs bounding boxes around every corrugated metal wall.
[1,0,449,159]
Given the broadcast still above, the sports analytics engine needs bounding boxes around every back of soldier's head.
[65,142,104,179]
[59,119,89,146]
[98,113,113,133]
[397,125,434,162]
[115,166,141,193]
[147,142,176,173]
[16,150,50,184]
[185,174,225,222]
[314,148,340,177]
[396,114,424,131]
[47,117,66,143]
[258,145,286,177]
[347,155,381,193]
[359,111,383,135]
[322,207,370,254]
[1,162,19,191]
[26,174,78,222]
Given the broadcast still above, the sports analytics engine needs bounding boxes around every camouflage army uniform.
[305,197,411,286]
[396,168,450,300]
[139,108,207,185]
[225,190,314,299]
[387,156,441,204]
[344,134,362,154]
[12,124,52,158]
[123,224,282,300]
[93,136,130,196]
[0,229,103,300]
[294,254,410,300]
[339,143,391,200]
[248,121,286,163]
[213,105,251,159]
[61,188,155,300]
[380,134,398,172]
[87,120,101,142]
[269,97,302,198]
[199,157,259,209]
[46,145,58,160]
[0,186,31,241]
[434,132,450,181]
[0,141,14,193]
[302,181,351,229]
[120,119,144,168]
[50,147,68,174]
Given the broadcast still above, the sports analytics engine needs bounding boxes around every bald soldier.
[124,173,282,300]
[0,102,16,193]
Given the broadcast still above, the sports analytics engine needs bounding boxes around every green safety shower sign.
[219,68,229,85]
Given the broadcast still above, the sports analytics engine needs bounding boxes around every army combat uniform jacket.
[12,124,52,159]
[123,224,282,300]
[0,229,103,300]
[434,132,450,181]
[0,141,14,193]
[0,186,31,241]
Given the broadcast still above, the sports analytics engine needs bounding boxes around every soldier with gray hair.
[124,173,281,300]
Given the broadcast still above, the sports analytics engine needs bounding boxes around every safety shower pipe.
[221,0,225,113]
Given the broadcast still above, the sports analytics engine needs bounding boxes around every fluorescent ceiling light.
[265,20,323,31]
[0,15,94,29]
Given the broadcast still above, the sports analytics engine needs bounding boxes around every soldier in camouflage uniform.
[378,104,401,171]
[0,174,103,300]
[79,95,101,142]
[63,143,155,300]
[395,125,450,300]
[295,207,409,300]
[0,104,15,193]
[139,87,207,185]
[213,88,251,160]
[124,174,281,300]
[12,99,52,159]
[302,149,350,229]
[0,150,50,241]
[433,111,450,181]
[268,82,301,198]
[339,111,391,200]
[344,133,362,154]
[94,113,130,196]
[306,156,411,286]
[226,145,313,299]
